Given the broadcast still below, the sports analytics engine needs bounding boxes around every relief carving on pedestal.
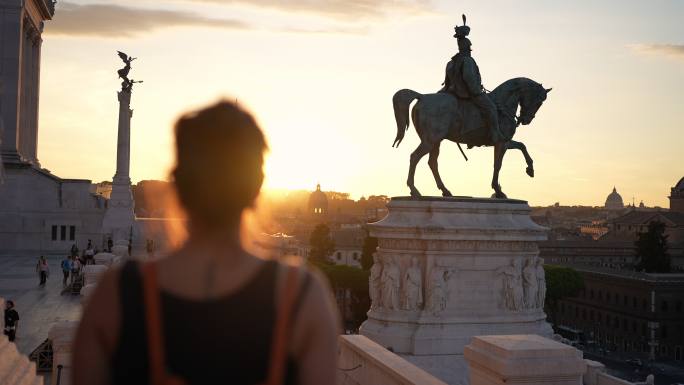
[498,256,546,311]
[427,260,456,315]
[497,258,524,311]
[369,254,383,310]
[403,256,423,311]
[522,257,538,309]
[536,257,546,308]
[380,255,401,310]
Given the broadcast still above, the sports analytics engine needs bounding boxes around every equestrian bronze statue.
[393,15,551,199]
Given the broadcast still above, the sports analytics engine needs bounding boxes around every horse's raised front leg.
[407,141,433,197]
[427,143,452,197]
[491,141,508,199]
[506,140,534,177]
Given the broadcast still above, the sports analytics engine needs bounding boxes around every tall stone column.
[27,34,42,166]
[102,89,136,256]
[0,7,23,162]
[360,197,553,384]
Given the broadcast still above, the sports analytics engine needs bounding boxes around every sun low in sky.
[38,0,683,207]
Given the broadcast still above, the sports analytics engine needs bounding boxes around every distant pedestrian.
[61,256,72,286]
[36,256,49,286]
[3,300,19,342]
[70,243,79,258]
[107,238,113,253]
[85,240,95,265]
[71,256,82,284]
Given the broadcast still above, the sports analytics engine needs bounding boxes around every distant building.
[579,220,609,240]
[308,184,328,220]
[555,266,684,362]
[670,177,684,214]
[605,187,624,210]
[254,232,302,258]
[540,240,639,268]
[330,224,364,268]
[610,210,684,245]
[92,181,113,199]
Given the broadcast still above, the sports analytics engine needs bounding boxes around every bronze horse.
[392,77,551,198]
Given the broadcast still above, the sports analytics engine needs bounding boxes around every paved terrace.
[0,255,81,355]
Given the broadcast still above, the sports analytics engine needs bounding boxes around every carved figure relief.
[369,254,383,310]
[522,257,538,309]
[404,256,423,310]
[498,258,524,311]
[427,261,455,315]
[536,257,546,308]
[381,256,400,310]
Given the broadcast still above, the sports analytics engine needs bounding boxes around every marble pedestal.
[359,197,552,384]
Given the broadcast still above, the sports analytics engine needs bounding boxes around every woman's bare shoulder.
[77,262,128,354]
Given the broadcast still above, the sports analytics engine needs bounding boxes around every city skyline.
[35,0,683,207]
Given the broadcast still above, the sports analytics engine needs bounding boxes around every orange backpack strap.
[142,261,167,385]
[264,265,302,385]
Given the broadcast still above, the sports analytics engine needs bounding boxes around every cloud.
[45,2,251,38]
[629,43,684,60]
[193,0,433,20]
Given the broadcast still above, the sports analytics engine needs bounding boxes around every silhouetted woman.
[74,101,340,385]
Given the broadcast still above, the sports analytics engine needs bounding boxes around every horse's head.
[518,81,551,126]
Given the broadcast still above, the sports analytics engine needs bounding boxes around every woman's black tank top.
[110,260,305,385]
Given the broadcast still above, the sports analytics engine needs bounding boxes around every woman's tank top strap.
[112,259,306,385]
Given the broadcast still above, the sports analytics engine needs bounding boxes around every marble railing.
[584,360,653,385]
[337,335,447,385]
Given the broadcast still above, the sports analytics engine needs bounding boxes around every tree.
[635,221,671,273]
[544,265,584,327]
[310,259,370,331]
[360,233,378,270]
[309,223,335,262]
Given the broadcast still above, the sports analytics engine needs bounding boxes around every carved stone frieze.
[377,238,538,252]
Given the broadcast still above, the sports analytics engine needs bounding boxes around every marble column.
[18,21,31,162]
[114,90,132,184]
[29,35,42,166]
[102,89,136,255]
[0,7,23,161]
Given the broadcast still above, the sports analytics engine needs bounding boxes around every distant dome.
[674,177,684,194]
[605,187,624,210]
[308,184,328,216]
[671,176,684,213]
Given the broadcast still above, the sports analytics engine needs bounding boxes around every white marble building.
[0,0,107,256]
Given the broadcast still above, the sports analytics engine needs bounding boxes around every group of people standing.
[35,240,98,287]
[61,240,97,287]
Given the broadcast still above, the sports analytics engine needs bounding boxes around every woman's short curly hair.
[173,101,267,227]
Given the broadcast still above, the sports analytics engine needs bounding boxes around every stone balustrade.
[338,335,448,385]
[464,334,586,385]
[81,265,108,287]
[584,360,653,385]
[48,321,78,385]
[93,252,117,267]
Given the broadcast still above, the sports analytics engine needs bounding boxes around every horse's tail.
[392,89,422,148]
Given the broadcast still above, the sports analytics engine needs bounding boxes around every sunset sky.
[37,0,683,207]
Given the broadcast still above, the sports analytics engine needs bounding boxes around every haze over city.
[3,1,684,384]
[36,0,683,207]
